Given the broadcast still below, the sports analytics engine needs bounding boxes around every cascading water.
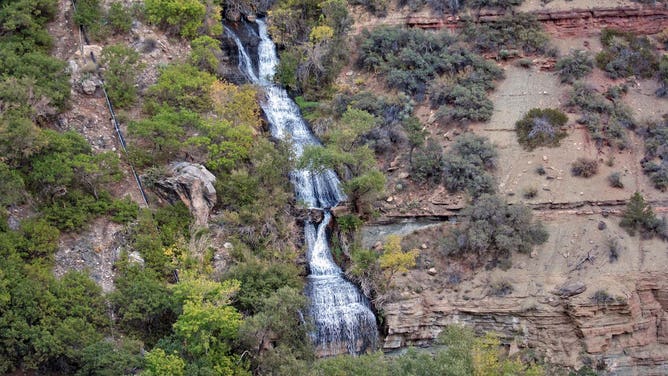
[225,19,379,355]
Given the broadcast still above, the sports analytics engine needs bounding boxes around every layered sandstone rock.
[403,5,668,36]
[381,272,668,375]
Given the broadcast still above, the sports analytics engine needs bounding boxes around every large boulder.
[154,162,217,227]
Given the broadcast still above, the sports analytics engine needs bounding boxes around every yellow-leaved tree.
[378,235,418,281]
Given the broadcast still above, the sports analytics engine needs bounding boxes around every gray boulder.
[154,162,217,227]
[555,281,587,298]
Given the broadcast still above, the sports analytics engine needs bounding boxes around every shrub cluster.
[556,49,594,83]
[608,172,624,188]
[100,44,143,108]
[620,192,667,239]
[515,108,568,150]
[332,90,414,156]
[358,26,503,120]
[442,194,549,262]
[571,157,599,178]
[74,0,135,39]
[567,82,634,150]
[442,133,498,197]
[657,55,668,97]
[469,0,524,9]
[596,29,659,80]
[638,118,668,191]
[461,14,550,55]
[144,0,216,39]
[271,0,352,99]
[411,140,444,184]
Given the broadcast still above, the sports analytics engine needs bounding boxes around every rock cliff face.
[381,272,668,375]
[154,162,217,227]
[404,5,668,36]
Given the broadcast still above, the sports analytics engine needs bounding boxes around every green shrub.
[189,36,223,75]
[106,1,133,34]
[434,84,495,123]
[571,157,598,178]
[0,161,25,206]
[567,82,633,150]
[337,214,364,233]
[101,44,143,108]
[607,238,620,262]
[523,186,538,199]
[596,29,659,79]
[462,14,549,55]
[442,134,498,197]
[146,63,215,113]
[224,258,304,315]
[620,192,664,238]
[0,51,71,112]
[515,108,568,150]
[489,279,513,296]
[275,49,301,93]
[556,49,593,83]
[17,217,60,259]
[410,140,443,184]
[657,55,668,97]
[144,0,206,39]
[608,172,623,188]
[591,289,615,305]
[73,0,103,36]
[443,194,548,261]
[349,0,388,16]
[358,26,502,104]
[469,0,523,8]
[639,119,668,191]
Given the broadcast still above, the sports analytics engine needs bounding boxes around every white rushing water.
[225,19,378,355]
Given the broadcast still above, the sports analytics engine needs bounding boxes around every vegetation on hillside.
[620,192,667,239]
[638,118,668,191]
[441,195,549,265]
[313,325,545,375]
[515,108,568,150]
[357,26,503,123]
[596,29,659,80]
[566,82,635,150]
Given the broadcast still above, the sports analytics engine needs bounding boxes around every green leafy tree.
[300,108,385,214]
[169,276,250,375]
[378,235,418,281]
[225,258,303,314]
[146,63,215,113]
[189,36,223,75]
[110,265,177,344]
[141,348,185,376]
[144,0,206,39]
[106,2,133,34]
[620,192,662,237]
[101,44,143,108]
[0,162,25,206]
[239,287,314,374]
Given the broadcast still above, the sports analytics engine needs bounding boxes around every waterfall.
[225,19,379,356]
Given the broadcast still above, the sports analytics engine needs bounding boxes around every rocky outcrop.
[404,5,668,36]
[54,218,125,292]
[153,162,217,227]
[381,272,668,375]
